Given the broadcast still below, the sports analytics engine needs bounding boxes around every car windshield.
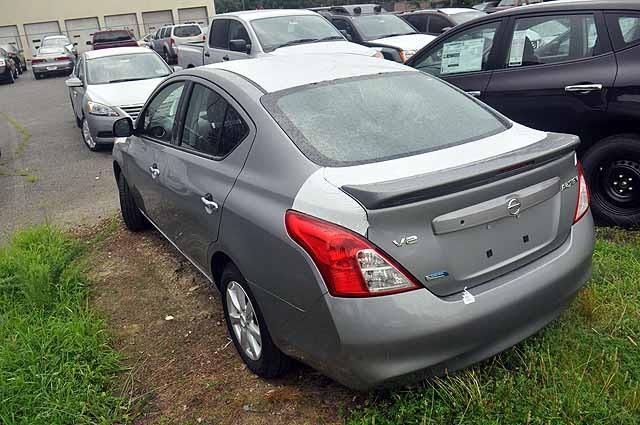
[94,31,133,43]
[353,14,417,40]
[174,25,202,37]
[86,53,171,85]
[42,37,70,47]
[262,72,508,167]
[251,15,343,52]
[450,11,486,25]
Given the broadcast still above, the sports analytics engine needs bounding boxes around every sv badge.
[393,235,418,247]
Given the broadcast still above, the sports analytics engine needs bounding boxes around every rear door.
[410,19,505,100]
[483,11,616,141]
[70,57,85,119]
[124,81,187,225]
[207,19,230,63]
[160,79,255,269]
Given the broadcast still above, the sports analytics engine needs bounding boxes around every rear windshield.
[42,37,70,47]
[94,31,133,43]
[173,25,202,37]
[353,15,416,40]
[262,72,509,167]
[450,11,486,25]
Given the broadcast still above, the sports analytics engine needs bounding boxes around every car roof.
[43,35,69,39]
[215,9,318,22]
[490,0,639,17]
[84,46,153,59]
[199,53,413,93]
[438,8,480,15]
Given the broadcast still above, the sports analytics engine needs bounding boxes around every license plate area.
[46,66,57,71]
[436,197,559,282]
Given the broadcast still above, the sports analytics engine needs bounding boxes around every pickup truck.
[176,9,381,68]
[88,30,138,50]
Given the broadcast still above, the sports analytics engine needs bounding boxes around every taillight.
[55,56,71,61]
[285,211,421,297]
[170,38,175,46]
[202,34,206,41]
[573,161,590,223]
[31,58,44,64]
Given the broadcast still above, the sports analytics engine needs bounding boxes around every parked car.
[0,48,18,84]
[31,46,75,80]
[175,9,381,69]
[0,43,27,74]
[65,47,173,151]
[400,8,487,36]
[111,53,594,390]
[473,1,499,12]
[485,0,543,13]
[319,5,436,62]
[408,0,640,227]
[41,35,78,57]
[150,23,206,64]
[88,30,138,50]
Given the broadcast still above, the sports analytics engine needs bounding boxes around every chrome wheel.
[226,281,262,361]
[82,119,96,150]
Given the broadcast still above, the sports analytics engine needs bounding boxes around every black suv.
[408,0,640,227]
[314,4,432,62]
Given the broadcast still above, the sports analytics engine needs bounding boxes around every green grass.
[1,112,32,159]
[349,229,640,425]
[0,226,130,424]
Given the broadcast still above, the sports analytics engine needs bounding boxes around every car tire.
[117,173,150,232]
[33,73,40,80]
[8,70,15,84]
[81,117,99,151]
[163,48,171,64]
[582,134,640,228]
[221,264,290,379]
[16,60,23,75]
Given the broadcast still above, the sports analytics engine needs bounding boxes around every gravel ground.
[0,70,118,241]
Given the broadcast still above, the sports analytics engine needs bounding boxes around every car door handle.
[222,55,229,61]
[564,84,603,94]
[149,164,160,180]
[204,52,210,57]
[201,194,219,214]
[466,91,482,97]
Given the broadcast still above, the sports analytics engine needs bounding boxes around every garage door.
[65,17,99,55]
[142,10,173,35]
[178,7,208,26]
[0,25,21,49]
[25,21,61,56]
[105,13,140,38]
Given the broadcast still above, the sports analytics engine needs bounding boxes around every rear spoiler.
[342,133,579,210]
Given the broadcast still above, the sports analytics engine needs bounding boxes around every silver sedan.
[65,47,174,151]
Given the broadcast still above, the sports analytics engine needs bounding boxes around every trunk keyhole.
[523,235,530,243]
[486,249,493,258]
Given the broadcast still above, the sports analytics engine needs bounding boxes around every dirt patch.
[80,218,359,424]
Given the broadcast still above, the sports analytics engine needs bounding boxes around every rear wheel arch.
[113,161,122,183]
[211,251,235,289]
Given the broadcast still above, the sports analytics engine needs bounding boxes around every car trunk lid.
[337,131,581,297]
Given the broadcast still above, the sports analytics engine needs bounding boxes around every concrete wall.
[0,0,215,58]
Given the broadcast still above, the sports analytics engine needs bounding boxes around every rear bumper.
[291,212,595,390]
[32,60,74,75]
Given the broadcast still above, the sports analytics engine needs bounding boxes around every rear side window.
[428,16,450,34]
[506,14,599,68]
[94,30,132,43]
[174,25,202,37]
[607,14,640,50]
[210,20,229,49]
[404,15,427,33]
[181,84,249,157]
[262,72,508,167]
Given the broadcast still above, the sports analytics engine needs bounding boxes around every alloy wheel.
[82,119,96,149]
[226,281,262,361]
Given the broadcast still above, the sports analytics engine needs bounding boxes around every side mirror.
[441,27,452,33]
[113,117,134,138]
[172,65,183,72]
[229,39,250,54]
[86,41,92,46]
[340,30,353,42]
[65,77,83,87]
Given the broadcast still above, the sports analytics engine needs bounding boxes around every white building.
[0,0,215,58]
